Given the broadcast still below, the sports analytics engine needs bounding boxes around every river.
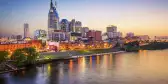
[1,50,168,84]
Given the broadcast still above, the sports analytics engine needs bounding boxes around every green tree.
[22,47,39,64]
[11,47,39,66]
[124,41,140,52]
[0,51,9,63]
[12,49,27,66]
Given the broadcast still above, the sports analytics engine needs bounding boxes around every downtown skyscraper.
[48,0,60,40]
[60,19,69,32]
[24,23,30,38]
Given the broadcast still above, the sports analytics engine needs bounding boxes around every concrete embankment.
[39,48,125,60]
[70,51,125,58]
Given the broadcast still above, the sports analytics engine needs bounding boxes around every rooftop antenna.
[50,0,53,8]
[55,0,57,8]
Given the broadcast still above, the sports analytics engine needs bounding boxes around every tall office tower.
[24,23,30,38]
[48,0,60,40]
[60,19,69,32]
[34,29,47,40]
[107,25,117,32]
[81,27,89,37]
[86,30,102,41]
[69,19,76,32]
[75,21,82,33]
[106,25,122,39]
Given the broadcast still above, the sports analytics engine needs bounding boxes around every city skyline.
[0,0,168,37]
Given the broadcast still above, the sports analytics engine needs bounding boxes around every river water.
[1,50,168,84]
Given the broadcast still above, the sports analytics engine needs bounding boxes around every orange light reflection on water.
[69,59,73,72]
[96,55,100,68]
[89,56,92,69]
[109,54,113,68]
[78,57,86,73]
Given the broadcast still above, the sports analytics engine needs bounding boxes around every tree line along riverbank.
[0,47,121,73]
[124,41,168,52]
[0,47,38,72]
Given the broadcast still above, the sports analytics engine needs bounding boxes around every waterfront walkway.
[39,48,125,60]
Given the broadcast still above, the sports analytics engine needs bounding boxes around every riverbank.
[38,49,125,63]
[0,67,25,74]
[39,48,123,60]
[124,42,168,52]
[140,42,168,50]
[36,51,125,65]
[0,48,125,74]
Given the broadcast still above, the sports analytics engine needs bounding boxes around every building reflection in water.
[96,55,100,67]
[89,56,92,69]
[81,57,86,72]
[68,59,74,84]
[101,55,108,69]
[48,63,60,84]
[59,62,64,80]
[99,54,109,77]
[47,63,51,76]
[69,59,73,73]
[139,50,146,65]
[109,54,113,69]
[143,50,147,56]
[77,57,86,72]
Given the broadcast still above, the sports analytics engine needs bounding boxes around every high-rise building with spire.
[48,0,60,40]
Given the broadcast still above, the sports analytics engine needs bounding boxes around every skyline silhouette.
[0,0,168,37]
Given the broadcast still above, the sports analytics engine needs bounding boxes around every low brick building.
[0,40,42,52]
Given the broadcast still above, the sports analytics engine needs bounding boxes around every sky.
[0,0,168,37]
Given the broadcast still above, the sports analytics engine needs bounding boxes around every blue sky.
[0,0,168,37]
